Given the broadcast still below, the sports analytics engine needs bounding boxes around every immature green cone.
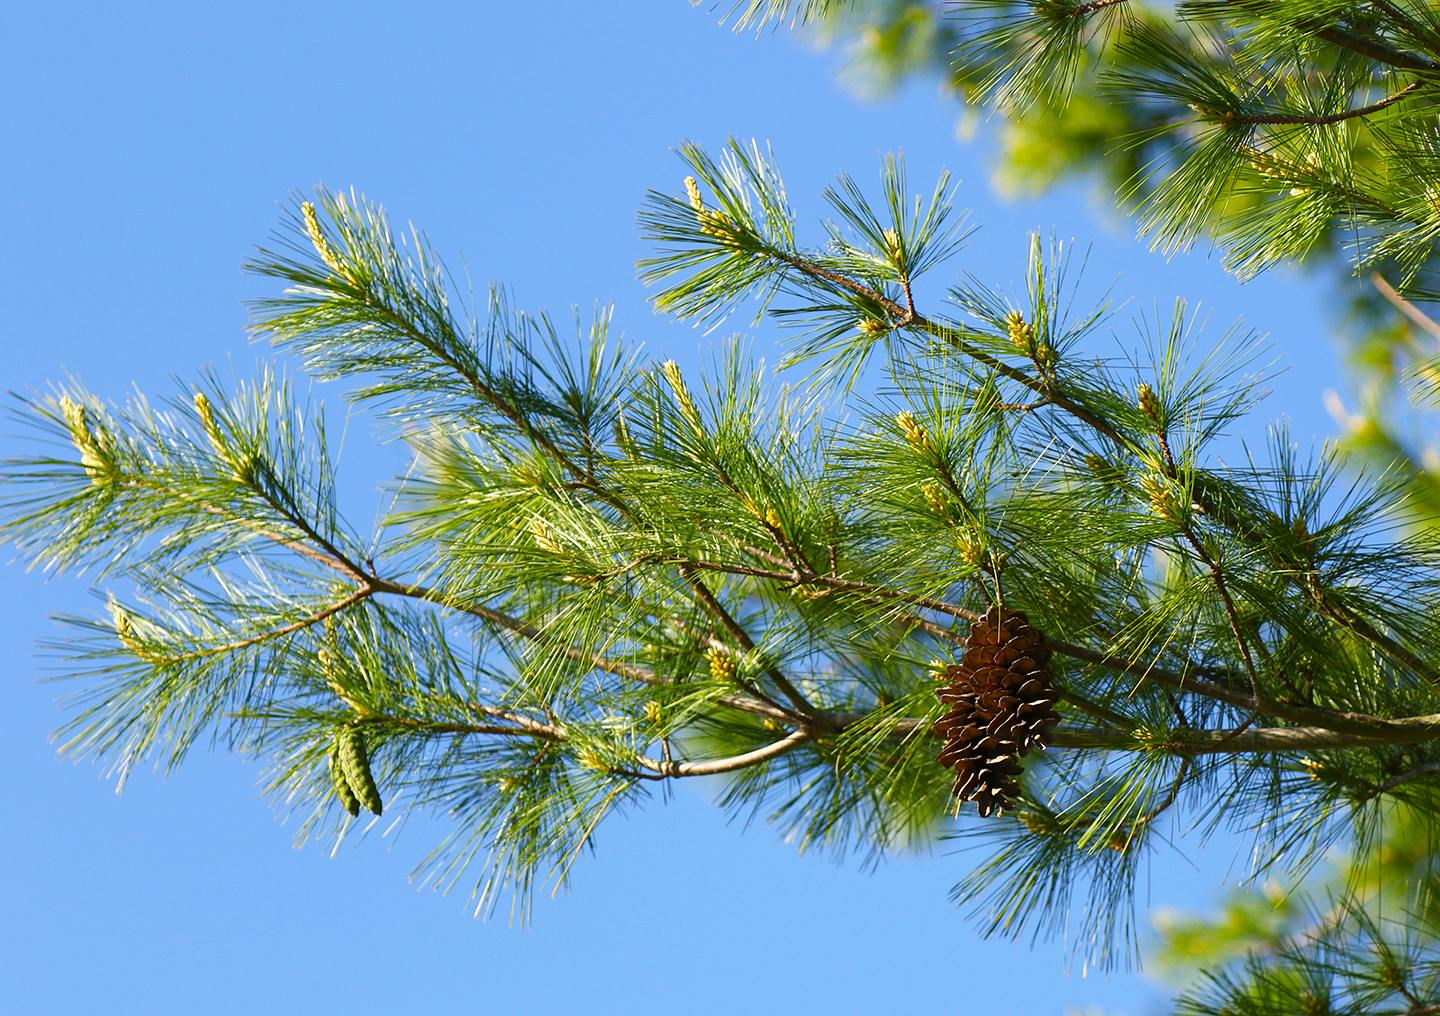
[337,723,383,816]
[932,606,1060,817]
[328,740,361,817]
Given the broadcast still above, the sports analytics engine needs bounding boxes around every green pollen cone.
[337,723,383,816]
[328,739,361,817]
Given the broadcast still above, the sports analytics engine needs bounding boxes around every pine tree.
[6,141,1440,1009]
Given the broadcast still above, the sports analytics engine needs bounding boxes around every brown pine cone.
[934,606,1060,817]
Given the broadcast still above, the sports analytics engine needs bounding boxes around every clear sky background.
[1,3,1360,1014]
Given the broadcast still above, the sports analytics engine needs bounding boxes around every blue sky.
[2,3,1358,1013]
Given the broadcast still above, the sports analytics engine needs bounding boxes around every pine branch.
[775,247,1130,444]
[760,230,1440,704]
[1314,22,1440,73]
[368,575,796,724]
[675,563,817,719]
[1063,0,1440,73]
[679,554,1431,735]
[167,585,374,662]
[1155,418,1266,724]
[1046,720,1440,754]
[17,156,1440,968]
[1223,81,1424,127]
[90,441,1440,774]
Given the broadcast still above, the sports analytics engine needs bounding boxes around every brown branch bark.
[873,715,1440,755]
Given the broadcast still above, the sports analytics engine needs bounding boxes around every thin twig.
[633,729,813,777]
[169,584,374,661]
[115,474,363,579]
[1154,423,1266,738]
[1226,81,1423,126]
[1372,272,1440,340]
[1367,759,1440,797]
[249,457,371,580]
[1139,758,1190,824]
[677,564,815,718]
[369,575,793,723]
